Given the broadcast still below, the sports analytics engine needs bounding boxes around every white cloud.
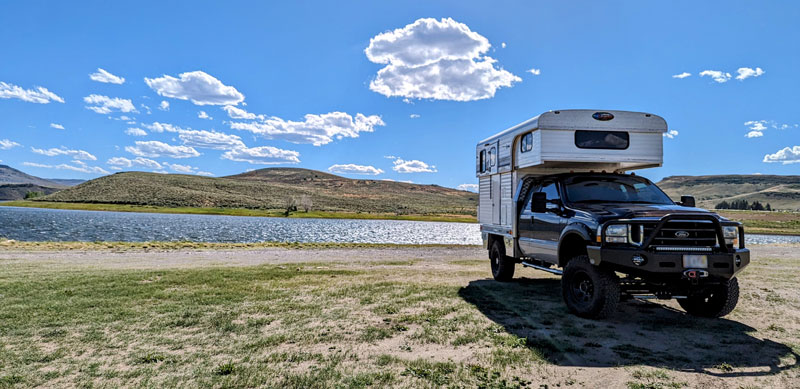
[527,68,541,76]
[162,162,196,174]
[699,70,731,83]
[229,112,384,146]
[0,139,21,150]
[457,183,479,192]
[735,67,765,81]
[83,94,137,114]
[221,146,300,165]
[108,156,163,170]
[49,123,65,130]
[672,72,691,79]
[140,122,187,133]
[197,171,214,176]
[663,129,679,139]
[198,111,212,120]
[158,100,170,111]
[178,129,245,150]
[328,164,384,175]
[365,17,520,101]
[501,42,506,49]
[0,81,64,104]
[125,141,200,159]
[745,131,763,138]
[391,158,437,173]
[89,68,125,84]
[222,105,259,120]
[125,127,147,136]
[23,160,109,175]
[409,114,420,119]
[144,70,244,106]
[763,146,800,164]
[745,120,768,131]
[31,146,97,161]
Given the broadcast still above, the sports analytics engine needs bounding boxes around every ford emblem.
[675,231,690,239]
[592,112,614,121]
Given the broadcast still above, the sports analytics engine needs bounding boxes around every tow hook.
[683,269,709,279]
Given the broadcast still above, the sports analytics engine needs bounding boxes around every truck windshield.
[564,176,674,204]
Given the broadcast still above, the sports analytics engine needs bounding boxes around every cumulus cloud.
[158,100,170,111]
[106,156,162,169]
[745,130,763,138]
[527,68,541,76]
[742,120,796,138]
[410,114,420,119]
[49,123,65,130]
[699,70,731,83]
[672,72,691,79]
[89,68,125,84]
[457,183,479,192]
[222,105,259,120]
[221,146,300,165]
[125,141,200,159]
[198,111,212,120]
[501,42,506,48]
[229,112,384,146]
[178,129,245,150]
[735,67,765,80]
[0,139,21,149]
[31,146,97,161]
[763,146,800,164]
[328,164,384,175]
[391,158,437,173]
[125,127,147,136]
[0,81,64,104]
[162,162,198,174]
[144,71,244,106]
[663,129,679,139]
[83,94,137,114]
[24,160,109,175]
[140,122,187,133]
[365,17,520,101]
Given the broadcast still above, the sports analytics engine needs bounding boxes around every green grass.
[0,200,477,223]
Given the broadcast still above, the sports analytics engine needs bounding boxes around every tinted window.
[520,133,533,153]
[564,176,673,204]
[479,150,486,173]
[488,147,496,166]
[539,181,560,211]
[575,130,629,150]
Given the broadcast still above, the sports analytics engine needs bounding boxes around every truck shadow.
[459,277,798,377]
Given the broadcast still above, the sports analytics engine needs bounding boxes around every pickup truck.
[486,172,750,319]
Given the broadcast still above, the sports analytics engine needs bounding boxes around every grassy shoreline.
[0,200,477,223]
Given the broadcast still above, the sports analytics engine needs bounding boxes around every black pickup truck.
[487,172,750,319]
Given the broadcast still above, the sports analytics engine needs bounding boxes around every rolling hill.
[658,175,800,211]
[39,168,478,216]
[0,164,72,200]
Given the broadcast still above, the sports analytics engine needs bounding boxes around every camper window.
[488,147,496,167]
[574,130,629,150]
[520,132,533,153]
[479,150,486,173]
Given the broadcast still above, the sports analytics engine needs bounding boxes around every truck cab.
[477,110,750,319]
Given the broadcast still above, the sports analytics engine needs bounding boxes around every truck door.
[525,180,565,264]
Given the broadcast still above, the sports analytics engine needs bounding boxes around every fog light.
[632,255,646,266]
[735,255,742,267]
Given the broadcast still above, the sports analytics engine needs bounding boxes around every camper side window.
[488,147,496,167]
[574,130,630,150]
[479,150,486,173]
[520,133,533,153]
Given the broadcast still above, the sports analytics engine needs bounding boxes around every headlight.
[605,224,628,243]
[723,226,739,246]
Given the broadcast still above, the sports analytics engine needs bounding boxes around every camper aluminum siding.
[476,110,667,250]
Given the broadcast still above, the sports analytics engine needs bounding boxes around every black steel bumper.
[586,246,750,278]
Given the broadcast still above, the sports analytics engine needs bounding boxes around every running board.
[521,261,563,275]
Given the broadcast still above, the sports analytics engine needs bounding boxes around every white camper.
[476,109,667,252]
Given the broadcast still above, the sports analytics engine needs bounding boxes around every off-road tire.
[489,240,514,282]
[678,277,739,318]
[561,255,620,319]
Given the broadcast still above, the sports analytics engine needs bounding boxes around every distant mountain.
[40,168,478,216]
[658,175,800,211]
[0,184,62,201]
[0,164,66,188]
[44,178,86,187]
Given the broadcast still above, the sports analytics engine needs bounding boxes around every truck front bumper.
[586,246,750,279]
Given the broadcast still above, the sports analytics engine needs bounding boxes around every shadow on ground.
[459,277,798,377]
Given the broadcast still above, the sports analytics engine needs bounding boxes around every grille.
[643,220,719,248]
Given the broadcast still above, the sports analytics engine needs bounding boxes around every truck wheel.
[489,240,514,282]
[561,255,620,319]
[678,277,739,318]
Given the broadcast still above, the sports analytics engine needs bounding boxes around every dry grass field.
[0,244,798,388]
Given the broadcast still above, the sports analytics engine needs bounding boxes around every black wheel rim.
[569,270,594,305]
[490,246,500,275]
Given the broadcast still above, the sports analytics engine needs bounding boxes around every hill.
[658,175,800,211]
[38,168,478,216]
[0,184,62,201]
[0,164,66,188]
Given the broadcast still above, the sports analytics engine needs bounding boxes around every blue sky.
[1,1,799,191]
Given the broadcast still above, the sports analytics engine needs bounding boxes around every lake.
[0,206,798,246]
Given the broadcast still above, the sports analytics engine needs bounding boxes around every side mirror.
[680,195,696,208]
[532,192,547,213]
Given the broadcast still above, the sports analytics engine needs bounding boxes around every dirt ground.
[0,244,798,388]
